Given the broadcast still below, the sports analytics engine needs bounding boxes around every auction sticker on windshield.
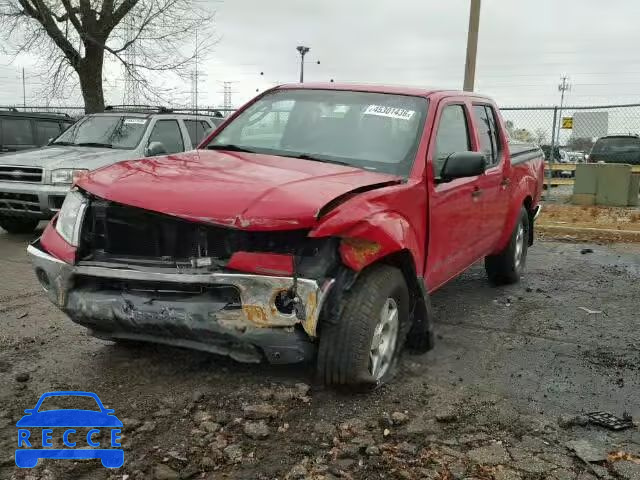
[15,391,124,468]
[363,105,415,120]
[123,118,146,125]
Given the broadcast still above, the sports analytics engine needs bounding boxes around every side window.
[148,120,184,154]
[0,118,34,146]
[184,120,208,147]
[35,120,62,145]
[473,105,501,165]
[433,105,471,178]
[486,106,501,160]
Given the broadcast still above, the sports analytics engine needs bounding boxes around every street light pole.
[463,0,481,92]
[296,45,310,83]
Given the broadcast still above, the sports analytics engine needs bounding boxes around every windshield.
[205,89,428,176]
[53,115,148,149]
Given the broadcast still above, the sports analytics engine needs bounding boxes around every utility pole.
[296,46,310,83]
[463,0,481,92]
[194,28,198,114]
[22,68,26,108]
[553,75,571,153]
[219,81,237,110]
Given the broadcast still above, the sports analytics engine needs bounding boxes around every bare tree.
[0,0,215,113]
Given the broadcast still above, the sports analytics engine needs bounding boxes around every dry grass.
[537,204,640,243]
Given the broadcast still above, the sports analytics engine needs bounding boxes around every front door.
[426,101,485,292]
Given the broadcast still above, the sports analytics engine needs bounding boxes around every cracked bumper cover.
[27,241,334,364]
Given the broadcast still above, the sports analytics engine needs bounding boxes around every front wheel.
[485,206,529,285]
[317,264,409,387]
[0,216,39,234]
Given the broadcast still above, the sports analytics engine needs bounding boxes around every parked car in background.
[28,84,544,387]
[0,108,75,154]
[589,134,640,165]
[0,106,215,234]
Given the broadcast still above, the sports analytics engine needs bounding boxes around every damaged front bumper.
[27,241,334,364]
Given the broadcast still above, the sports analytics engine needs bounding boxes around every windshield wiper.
[51,141,74,146]
[207,144,256,153]
[287,153,353,167]
[76,142,113,148]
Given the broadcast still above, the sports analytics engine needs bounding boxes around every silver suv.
[0,107,215,233]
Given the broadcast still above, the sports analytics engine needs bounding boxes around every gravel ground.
[1,227,639,480]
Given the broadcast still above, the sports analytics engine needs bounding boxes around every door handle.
[471,187,483,199]
[501,178,511,188]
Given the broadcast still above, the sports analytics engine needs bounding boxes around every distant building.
[571,111,609,139]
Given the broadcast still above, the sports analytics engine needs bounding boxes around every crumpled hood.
[0,145,139,170]
[76,150,401,230]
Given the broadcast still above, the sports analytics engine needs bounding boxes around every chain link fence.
[501,103,640,159]
[501,103,640,201]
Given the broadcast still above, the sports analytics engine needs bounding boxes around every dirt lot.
[537,204,640,244]
[1,226,639,480]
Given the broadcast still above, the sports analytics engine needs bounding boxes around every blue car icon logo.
[16,391,123,468]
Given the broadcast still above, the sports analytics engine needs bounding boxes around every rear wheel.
[0,216,39,234]
[317,264,409,387]
[485,206,529,285]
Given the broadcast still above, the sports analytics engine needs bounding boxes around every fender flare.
[492,179,535,254]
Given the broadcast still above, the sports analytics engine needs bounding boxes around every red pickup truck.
[27,84,544,387]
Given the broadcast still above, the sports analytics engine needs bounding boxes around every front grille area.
[49,195,66,210]
[79,198,321,264]
[0,192,40,212]
[75,275,242,305]
[0,165,43,183]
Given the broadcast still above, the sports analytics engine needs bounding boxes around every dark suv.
[589,135,640,165]
[0,109,75,154]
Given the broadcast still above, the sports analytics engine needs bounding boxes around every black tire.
[485,206,529,285]
[0,216,39,234]
[317,264,410,387]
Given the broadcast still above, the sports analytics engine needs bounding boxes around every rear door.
[0,116,37,153]
[183,119,212,149]
[426,100,485,291]
[471,104,510,251]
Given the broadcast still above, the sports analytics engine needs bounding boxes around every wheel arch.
[372,249,430,338]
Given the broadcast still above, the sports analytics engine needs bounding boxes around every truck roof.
[274,82,492,100]
[0,108,74,121]
[89,111,214,120]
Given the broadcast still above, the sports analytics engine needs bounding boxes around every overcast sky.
[2,0,640,109]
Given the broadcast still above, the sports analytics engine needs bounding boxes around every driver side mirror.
[440,152,487,182]
[145,141,167,157]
